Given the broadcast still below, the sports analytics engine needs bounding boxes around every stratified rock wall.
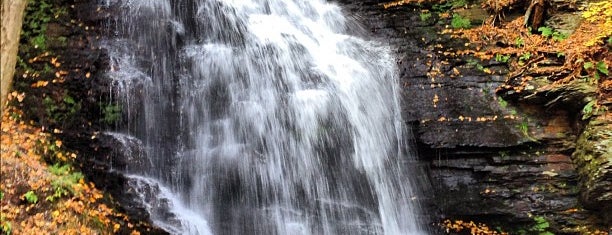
[336,0,608,232]
[32,0,606,233]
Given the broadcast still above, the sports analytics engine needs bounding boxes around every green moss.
[451,14,471,29]
[573,117,612,204]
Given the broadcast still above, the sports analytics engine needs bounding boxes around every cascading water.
[104,0,426,234]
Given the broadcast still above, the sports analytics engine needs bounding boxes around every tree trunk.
[525,0,546,31]
[1,0,28,116]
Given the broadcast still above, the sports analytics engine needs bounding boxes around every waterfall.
[104,0,426,234]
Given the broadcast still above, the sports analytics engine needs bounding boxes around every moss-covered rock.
[573,114,612,224]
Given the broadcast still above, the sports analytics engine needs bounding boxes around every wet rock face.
[336,0,605,232]
[30,1,169,234]
[573,115,612,224]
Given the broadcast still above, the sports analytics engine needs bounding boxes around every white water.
[105,0,425,234]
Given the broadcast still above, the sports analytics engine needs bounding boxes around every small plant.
[43,96,58,117]
[552,32,568,41]
[1,215,11,235]
[49,163,70,175]
[451,14,471,29]
[102,103,122,124]
[519,52,532,65]
[495,54,511,63]
[584,61,609,80]
[420,12,432,22]
[595,61,608,76]
[467,59,485,71]
[538,26,554,37]
[46,164,84,202]
[515,36,525,47]
[596,61,609,76]
[23,191,38,204]
[42,94,81,124]
[538,26,568,41]
[498,97,508,108]
[519,52,532,61]
[531,216,554,235]
[582,100,597,120]
[31,34,47,50]
[499,151,509,158]
[518,120,529,137]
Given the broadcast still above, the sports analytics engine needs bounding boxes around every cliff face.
[337,0,609,233]
[12,0,608,234]
[6,0,167,233]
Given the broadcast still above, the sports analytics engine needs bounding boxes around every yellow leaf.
[31,81,49,88]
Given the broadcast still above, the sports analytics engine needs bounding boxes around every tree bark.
[525,0,546,31]
[1,0,28,116]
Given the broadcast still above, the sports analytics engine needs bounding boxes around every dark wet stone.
[337,0,607,232]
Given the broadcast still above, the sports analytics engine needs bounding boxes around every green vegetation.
[0,190,10,234]
[467,59,485,71]
[515,36,525,47]
[537,26,568,42]
[518,120,529,137]
[21,0,67,52]
[23,191,39,204]
[451,14,471,29]
[582,100,597,120]
[556,51,565,58]
[46,164,84,202]
[519,52,532,61]
[1,216,11,235]
[517,216,555,235]
[584,61,609,80]
[420,12,432,22]
[101,103,122,125]
[43,94,81,125]
[22,1,53,51]
[519,52,532,65]
[531,216,554,235]
[495,54,511,63]
[497,97,508,108]
[596,61,609,76]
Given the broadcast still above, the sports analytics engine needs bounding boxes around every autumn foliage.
[446,1,611,103]
[442,219,509,235]
[0,107,139,235]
